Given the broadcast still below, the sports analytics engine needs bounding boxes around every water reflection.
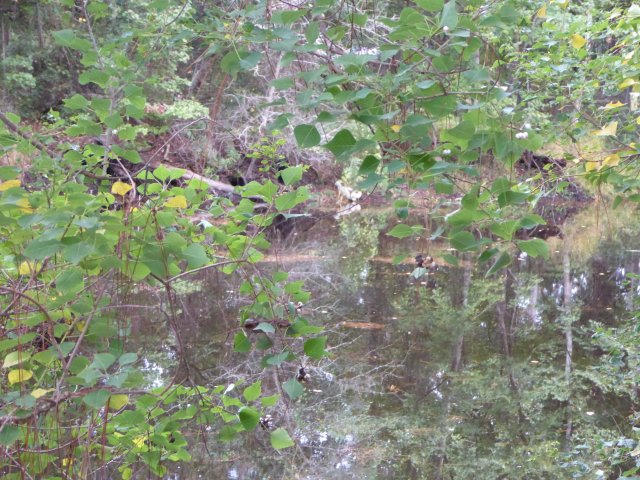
[128,208,640,479]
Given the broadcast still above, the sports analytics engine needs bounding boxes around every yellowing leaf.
[603,154,620,167]
[132,435,146,448]
[558,0,570,9]
[571,34,587,49]
[165,195,187,208]
[536,4,547,18]
[16,198,33,213]
[0,179,21,191]
[585,161,599,172]
[619,78,637,89]
[18,261,40,275]
[592,121,618,137]
[111,181,133,196]
[390,124,401,133]
[108,394,129,410]
[603,101,625,110]
[8,369,33,384]
[31,388,53,399]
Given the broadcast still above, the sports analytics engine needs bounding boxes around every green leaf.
[0,425,21,446]
[387,224,423,239]
[270,427,295,449]
[450,231,478,251]
[79,69,110,88]
[283,378,305,400]
[92,353,116,370]
[303,336,327,359]
[238,406,260,431]
[324,129,357,159]
[24,238,62,260]
[83,389,112,408]
[415,0,444,12]
[52,29,92,51]
[440,0,458,29]
[279,166,304,186]
[489,221,519,241]
[118,353,138,365]
[182,244,209,269]
[517,239,549,258]
[294,124,321,148]
[233,332,251,353]
[486,251,511,276]
[220,50,262,76]
[243,381,262,402]
[359,155,379,175]
[56,268,84,295]
[3,351,31,368]
[63,94,90,110]
[261,394,280,407]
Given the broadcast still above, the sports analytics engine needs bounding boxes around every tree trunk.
[563,250,573,442]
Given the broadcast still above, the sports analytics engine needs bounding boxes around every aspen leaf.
[108,394,129,410]
[31,388,53,399]
[390,124,401,133]
[592,121,618,136]
[0,179,21,191]
[536,4,547,18]
[8,369,33,384]
[165,195,188,208]
[603,101,625,109]
[637,117,640,125]
[111,181,133,195]
[571,34,587,49]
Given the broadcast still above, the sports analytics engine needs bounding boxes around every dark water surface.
[130,208,640,479]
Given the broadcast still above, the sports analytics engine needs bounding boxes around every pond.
[129,206,640,479]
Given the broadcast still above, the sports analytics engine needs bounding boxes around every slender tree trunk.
[36,1,45,49]
[563,250,573,442]
[451,260,471,372]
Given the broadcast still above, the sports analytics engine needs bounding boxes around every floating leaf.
[111,181,133,196]
[571,34,587,49]
[8,369,33,384]
[165,195,188,208]
[592,121,617,137]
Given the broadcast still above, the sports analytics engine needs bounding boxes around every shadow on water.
[128,207,640,479]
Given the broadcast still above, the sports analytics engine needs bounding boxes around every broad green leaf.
[83,389,112,408]
[303,336,327,359]
[238,406,260,431]
[440,0,458,28]
[416,0,444,12]
[182,243,209,269]
[0,425,21,446]
[283,379,304,400]
[233,332,251,353]
[243,381,262,402]
[517,239,549,258]
[294,124,321,148]
[450,231,478,251]
[270,427,295,449]
[486,251,511,276]
[3,351,31,368]
[387,224,422,238]
[279,166,304,186]
[63,94,90,110]
[324,129,357,159]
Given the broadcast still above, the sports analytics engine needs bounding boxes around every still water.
[132,208,640,479]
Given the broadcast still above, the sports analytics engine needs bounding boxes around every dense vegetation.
[1,0,640,478]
